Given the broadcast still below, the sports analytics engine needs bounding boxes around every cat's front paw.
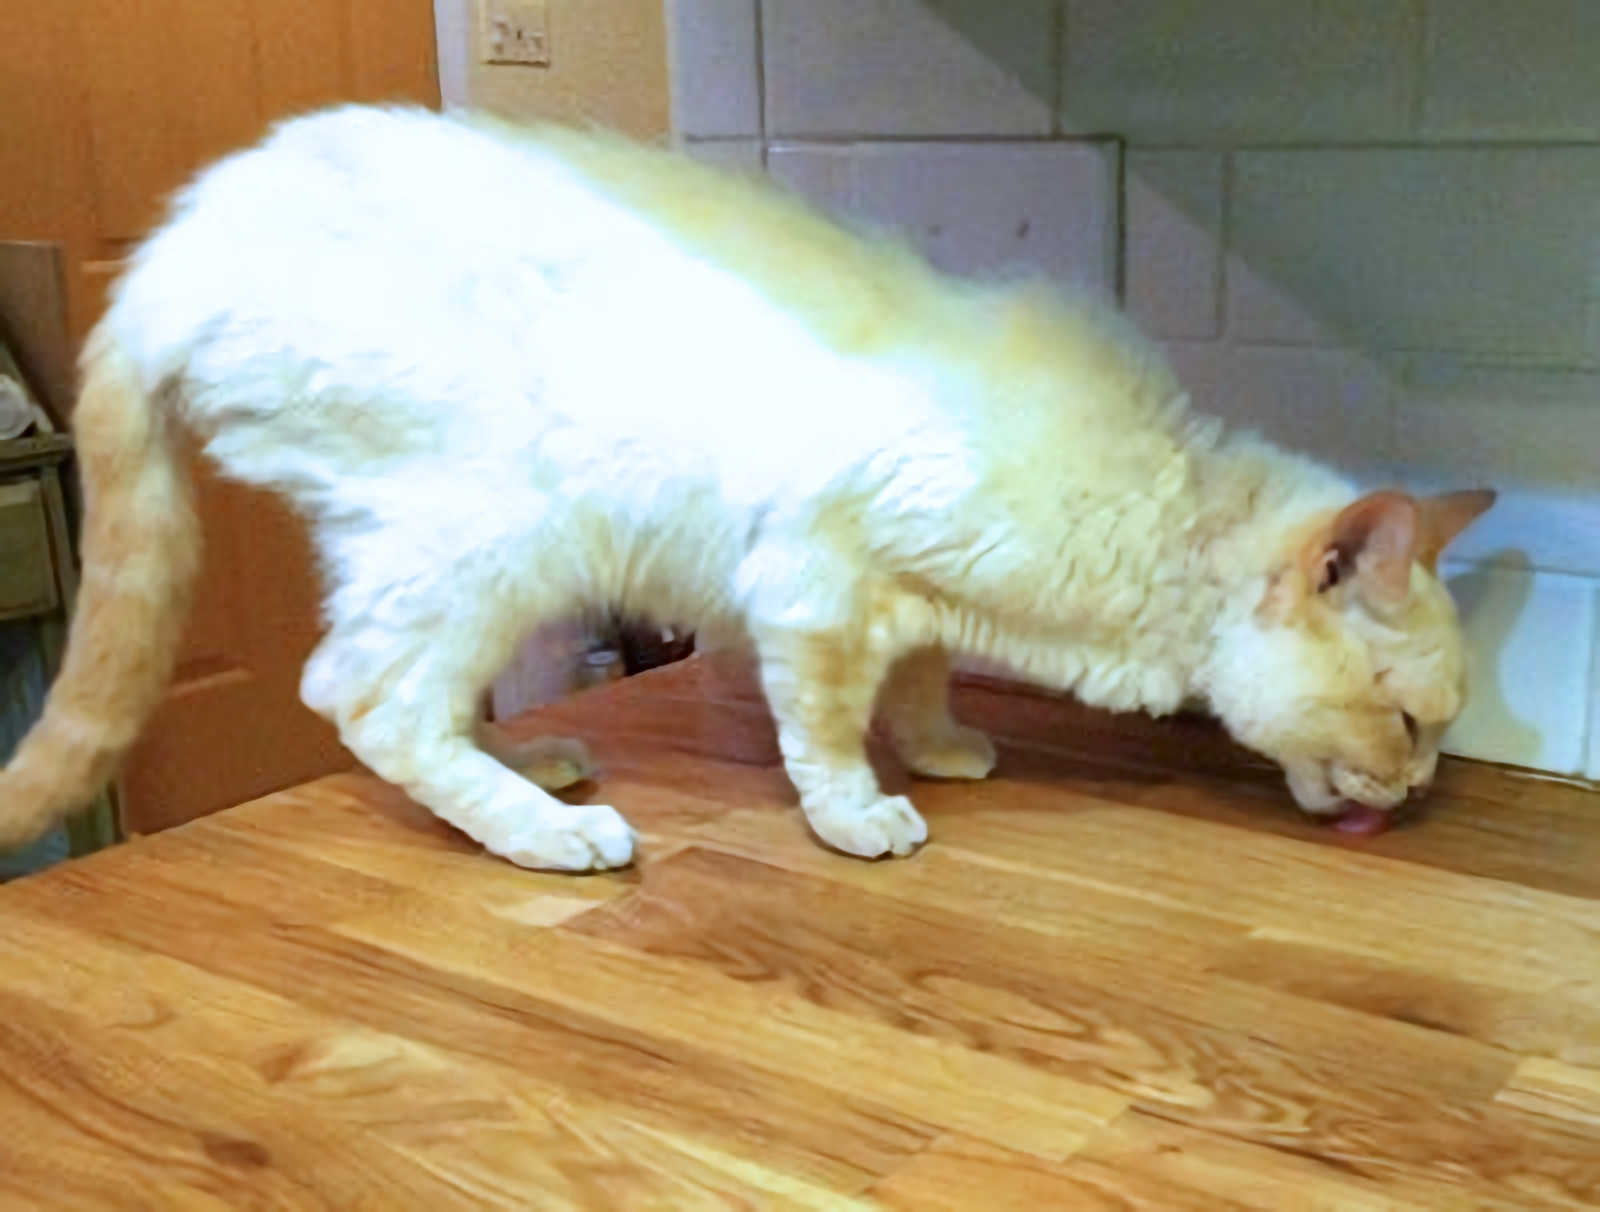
[490,804,636,871]
[895,723,997,781]
[807,794,928,859]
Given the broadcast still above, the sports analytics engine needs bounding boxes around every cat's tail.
[0,325,200,848]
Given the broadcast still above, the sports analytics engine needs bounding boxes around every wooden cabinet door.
[0,1,440,833]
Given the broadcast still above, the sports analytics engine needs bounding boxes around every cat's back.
[103,106,935,520]
[108,107,618,381]
[110,108,863,412]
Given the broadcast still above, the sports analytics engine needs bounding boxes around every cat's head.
[1206,489,1495,830]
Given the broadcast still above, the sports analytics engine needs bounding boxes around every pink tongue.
[1333,802,1391,836]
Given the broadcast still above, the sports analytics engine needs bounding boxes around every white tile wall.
[1223,249,1343,349]
[1229,148,1600,362]
[1060,0,1421,142]
[666,0,761,137]
[681,137,765,173]
[1395,482,1600,584]
[1125,151,1224,340]
[768,141,1118,292]
[651,0,1600,779]
[1391,359,1600,577]
[1163,344,1395,474]
[761,0,1054,137]
[759,144,848,209]
[1439,562,1595,774]
[1422,0,1600,139]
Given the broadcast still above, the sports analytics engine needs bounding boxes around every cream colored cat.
[0,106,1492,869]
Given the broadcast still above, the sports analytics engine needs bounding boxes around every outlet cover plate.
[480,0,549,66]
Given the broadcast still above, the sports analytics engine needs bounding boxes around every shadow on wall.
[1441,556,1544,768]
[902,0,1383,453]
[918,0,1060,111]
[913,1,1597,441]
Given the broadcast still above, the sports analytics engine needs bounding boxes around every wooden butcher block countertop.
[2,656,1598,1209]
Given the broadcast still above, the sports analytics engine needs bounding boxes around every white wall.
[432,0,669,134]
[668,0,1600,778]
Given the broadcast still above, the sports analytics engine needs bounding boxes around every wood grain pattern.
[1,657,1598,1208]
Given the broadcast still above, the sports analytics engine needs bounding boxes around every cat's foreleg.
[878,647,997,780]
[753,624,928,859]
[302,623,633,872]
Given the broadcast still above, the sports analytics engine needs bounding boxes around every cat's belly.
[288,450,753,638]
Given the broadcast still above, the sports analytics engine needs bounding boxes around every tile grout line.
[752,0,767,153]
[1216,146,1235,345]
[1051,0,1065,138]
[1111,139,1126,305]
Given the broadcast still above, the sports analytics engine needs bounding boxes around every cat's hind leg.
[878,647,997,780]
[302,593,632,872]
[475,724,596,791]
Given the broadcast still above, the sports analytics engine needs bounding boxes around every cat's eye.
[1402,712,1418,744]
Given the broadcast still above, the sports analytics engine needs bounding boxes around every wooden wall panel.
[251,0,353,119]
[0,6,98,338]
[346,0,443,104]
[79,0,262,242]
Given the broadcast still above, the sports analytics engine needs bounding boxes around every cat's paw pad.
[897,724,997,781]
[493,804,635,872]
[809,794,927,859]
[503,736,596,791]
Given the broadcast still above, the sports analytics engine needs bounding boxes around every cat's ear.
[1415,489,1496,569]
[1306,491,1418,612]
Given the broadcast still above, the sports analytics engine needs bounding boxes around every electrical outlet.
[480,0,550,66]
